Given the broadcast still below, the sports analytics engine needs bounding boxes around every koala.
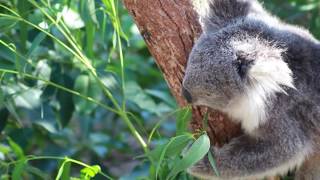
[182,0,320,179]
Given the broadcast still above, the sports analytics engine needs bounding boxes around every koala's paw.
[187,147,237,180]
[187,151,222,180]
[188,161,220,180]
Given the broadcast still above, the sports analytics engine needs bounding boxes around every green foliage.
[0,0,318,179]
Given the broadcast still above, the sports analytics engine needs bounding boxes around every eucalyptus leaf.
[26,32,47,58]
[167,134,210,180]
[150,134,193,178]
[57,74,75,127]
[56,160,71,180]
[80,165,101,179]
[3,84,42,109]
[0,108,9,133]
[208,151,220,177]
[125,81,159,115]
[12,158,27,180]
[176,107,192,136]
[73,74,101,115]
[61,6,85,29]
[80,0,98,24]
[7,137,25,159]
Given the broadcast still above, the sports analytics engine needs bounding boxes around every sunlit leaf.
[73,74,101,115]
[80,165,101,179]
[125,81,158,115]
[0,144,11,155]
[12,158,27,180]
[148,134,193,162]
[3,84,42,109]
[56,160,71,180]
[167,134,210,179]
[80,0,98,24]
[148,134,193,178]
[7,137,24,159]
[298,3,319,11]
[61,6,85,29]
[176,107,192,136]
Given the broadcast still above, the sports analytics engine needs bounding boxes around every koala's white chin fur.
[224,39,295,134]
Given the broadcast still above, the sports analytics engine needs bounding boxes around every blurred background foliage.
[0,0,319,179]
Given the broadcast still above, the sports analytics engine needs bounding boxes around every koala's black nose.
[182,87,193,103]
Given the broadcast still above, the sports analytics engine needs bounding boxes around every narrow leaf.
[7,137,24,159]
[208,151,220,177]
[167,134,210,179]
[12,158,27,180]
[0,108,9,133]
[176,107,192,136]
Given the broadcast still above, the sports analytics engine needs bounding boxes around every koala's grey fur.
[182,0,320,179]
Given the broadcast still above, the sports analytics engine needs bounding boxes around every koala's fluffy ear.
[192,0,264,32]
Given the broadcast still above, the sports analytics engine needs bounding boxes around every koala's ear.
[192,0,264,32]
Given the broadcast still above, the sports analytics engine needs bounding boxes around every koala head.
[182,31,292,108]
[182,0,295,132]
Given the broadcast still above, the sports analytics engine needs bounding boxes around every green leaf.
[145,89,176,108]
[167,134,211,180]
[0,144,11,155]
[148,134,193,162]
[25,165,50,179]
[0,87,4,108]
[26,32,47,59]
[5,83,42,109]
[176,107,192,136]
[150,134,193,178]
[0,16,18,30]
[12,158,27,180]
[0,42,16,64]
[208,151,220,177]
[0,108,9,133]
[80,0,98,24]
[0,174,10,180]
[7,137,24,159]
[56,160,71,180]
[73,74,101,115]
[85,22,95,58]
[34,60,52,85]
[298,2,320,11]
[125,82,159,115]
[61,6,85,29]
[58,74,75,127]
[80,165,101,179]
[17,0,31,52]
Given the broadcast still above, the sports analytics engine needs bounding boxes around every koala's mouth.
[191,98,227,110]
[181,86,228,109]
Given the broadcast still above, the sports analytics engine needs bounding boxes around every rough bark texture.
[123,0,241,147]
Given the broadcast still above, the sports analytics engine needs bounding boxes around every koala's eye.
[235,52,253,78]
